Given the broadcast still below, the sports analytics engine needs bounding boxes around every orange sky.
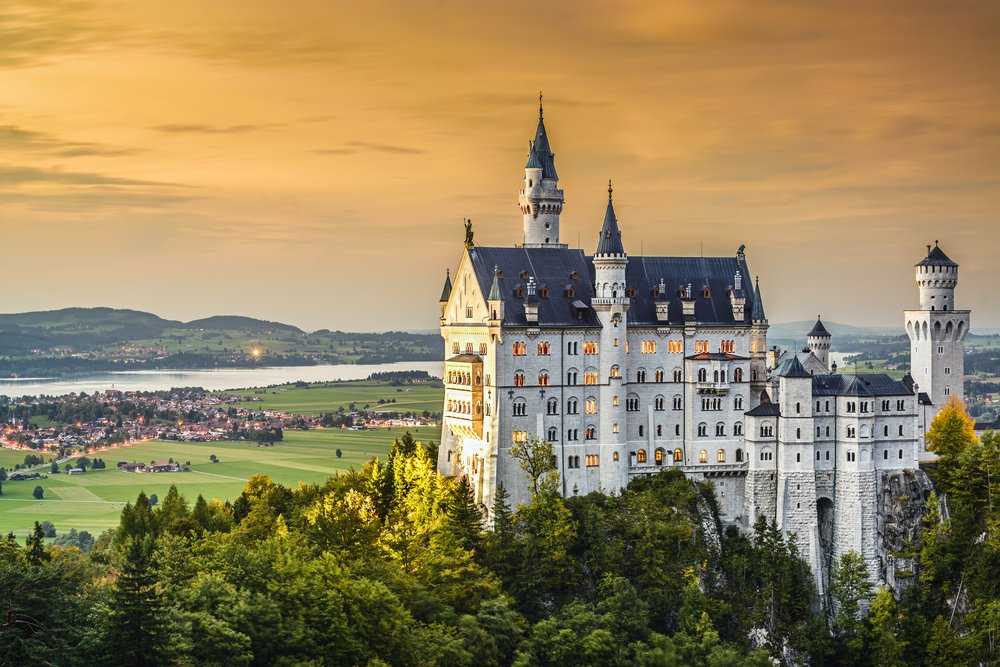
[2,0,998,330]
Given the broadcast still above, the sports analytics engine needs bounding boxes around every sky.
[2,0,998,332]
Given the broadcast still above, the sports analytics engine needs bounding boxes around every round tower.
[591,181,629,493]
[519,95,566,248]
[915,241,958,311]
[807,316,831,372]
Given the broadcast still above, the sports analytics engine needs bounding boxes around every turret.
[519,94,566,247]
[749,276,769,400]
[488,265,504,324]
[807,316,831,372]
[439,269,452,320]
[590,181,629,493]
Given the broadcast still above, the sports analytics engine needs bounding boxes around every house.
[149,461,180,473]
[119,462,147,473]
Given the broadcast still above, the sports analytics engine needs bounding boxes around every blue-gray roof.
[532,116,558,181]
[439,270,452,302]
[595,198,625,256]
[916,243,957,267]
[779,355,811,378]
[751,276,766,322]
[811,373,914,397]
[808,317,831,337]
[467,246,761,329]
[468,247,601,328]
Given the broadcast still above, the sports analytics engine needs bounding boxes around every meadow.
[0,426,437,539]
[222,379,443,416]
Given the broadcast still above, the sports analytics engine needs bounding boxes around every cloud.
[0,0,125,67]
[0,164,183,187]
[313,141,426,156]
[0,124,141,157]
[151,123,282,134]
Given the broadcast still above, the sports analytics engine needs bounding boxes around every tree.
[925,395,977,493]
[149,493,158,506]
[0,467,6,481]
[25,521,50,565]
[869,587,906,667]
[830,550,874,660]
[32,485,44,500]
[39,520,56,538]
[50,461,59,474]
[336,448,343,458]
[509,437,559,496]
[107,535,174,666]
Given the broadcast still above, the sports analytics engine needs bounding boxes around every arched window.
[699,449,708,463]
[567,398,578,414]
[537,341,550,356]
[698,368,707,382]
[655,369,664,382]
[636,369,647,383]
[673,448,683,462]
[637,449,647,463]
[586,425,596,440]
[610,365,620,379]
[734,422,743,436]
[655,396,665,410]
[585,397,597,414]
[513,371,525,387]
[735,448,743,462]
[547,398,558,415]
[512,399,526,416]
[698,422,707,437]
[673,369,683,382]
[538,371,549,386]
[714,369,719,383]
[547,427,557,442]
[734,395,743,410]
[734,368,744,382]
[716,422,726,436]
[673,395,682,410]
[655,448,664,465]
[796,427,801,439]
[717,449,726,463]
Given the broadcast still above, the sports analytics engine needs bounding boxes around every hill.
[183,315,304,334]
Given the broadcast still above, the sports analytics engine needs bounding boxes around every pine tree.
[106,535,171,667]
[25,521,49,565]
[443,475,483,552]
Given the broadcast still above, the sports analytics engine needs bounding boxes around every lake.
[0,361,443,397]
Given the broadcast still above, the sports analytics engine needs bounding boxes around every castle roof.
[810,373,914,397]
[531,103,558,181]
[685,352,749,361]
[778,354,811,378]
[745,391,780,417]
[439,270,452,302]
[466,245,762,329]
[595,187,625,256]
[916,242,957,267]
[808,317,831,338]
[751,276,766,321]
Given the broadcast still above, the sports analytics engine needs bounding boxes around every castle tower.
[904,242,970,421]
[743,390,779,529]
[438,269,452,321]
[591,181,629,493]
[807,317,832,372]
[749,277,769,404]
[519,95,566,248]
[775,356,821,587]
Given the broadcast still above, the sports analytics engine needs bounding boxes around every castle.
[436,101,969,591]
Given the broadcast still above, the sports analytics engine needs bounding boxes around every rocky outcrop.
[877,469,935,596]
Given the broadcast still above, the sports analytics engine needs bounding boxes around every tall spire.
[439,269,452,302]
[519,97,565,247]
[489,265,502,301]
[595,180,625,256]
[751,276,766,322]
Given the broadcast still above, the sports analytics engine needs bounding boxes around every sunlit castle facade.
[436,101,968,590]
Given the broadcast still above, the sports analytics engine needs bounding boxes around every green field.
[222,380,444,416]
[0,448,55,469]
[0,426,438,539]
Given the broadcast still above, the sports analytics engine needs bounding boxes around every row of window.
[511,367,747,387]
[527,394,748,416]
[452,342,488,355]
[510,339,744,358]
[756,424,908,439]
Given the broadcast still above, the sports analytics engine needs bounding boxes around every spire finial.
[935,239,939,247]
[539,91,543,119]
[608,179,613,202]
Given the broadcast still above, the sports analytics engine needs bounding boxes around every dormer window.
[497,270,504,278]
[627,287,637,298]
[703,287,711,298]
[520,271,530,279]
[514,286,525,298]
[539,286,550,298]
[570,271,579,280]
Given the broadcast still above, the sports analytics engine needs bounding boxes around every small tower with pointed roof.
[439,269,453,321]
[519,93,566,248]
[591,181,629,493]
[749,276,770,404]
[807,316,832,372]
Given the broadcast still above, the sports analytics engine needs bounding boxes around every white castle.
[437,101,969,591]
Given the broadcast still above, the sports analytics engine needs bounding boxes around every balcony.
[696,382,730,395]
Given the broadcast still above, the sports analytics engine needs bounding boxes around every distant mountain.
[183,315,304,334]
[769,320,904,341]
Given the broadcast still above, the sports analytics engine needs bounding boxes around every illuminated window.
[513,372,525,387]
[452,342,460,354]
[511,429,527,444]
[673,448,683,462]
[512,342,526,356]
[479,342,487,355]
[585,454,600,467]
[717,449,726,463]
[610,365,620,378]
[668,340,682,353]
[537,341,550,356]
[584,341,599,355]
[613,451,619,462]
[612,423,619,433]
[584,371,599,385]
[612,395,619,407]
[585,398,598,414]
[586,426,596,440]
[654,448,664,464]
[641,340,656,354]
[699,449,707,463]
[538,371,549,386]
[734,368,744,382]
[637,449,647,463]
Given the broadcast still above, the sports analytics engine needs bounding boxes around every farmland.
[222,379,443,416]
[0,426,438,539]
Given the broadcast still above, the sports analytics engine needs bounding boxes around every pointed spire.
[489,265,502,301]
[525,140,543,170]
[439,269,453,302]
[779,354,811,378]
[539,90,543,119]
[531,95,558,180]
[751,276,766,321]
[808,316,831,338]
[596,181,625,256]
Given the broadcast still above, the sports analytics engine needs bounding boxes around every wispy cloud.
[0,124,141,157]
[313,141,426,156]
[151,123,282,134]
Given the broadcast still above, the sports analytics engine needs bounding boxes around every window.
[655,396,665,411]
[567,398,578,414]
[720,340,734,353]
[451,342,460,354]
[637,449,647,463]
[584,371,599,385]
[513,372,525,387]
[674,448,683,462]
[817,426,821,437]
[817,450,821,461]
[610,365,620,378]
[796,452,801,462]
[883,449,888,460]
[825,401,830,412]
[734,396,743,410]
[513,342,526,356]
[937,346,944,354]
[655,448,664,465]
[547,427,558,442]
[847,426,856,438]
[586,426,596,440]
[899,449,903,459]
[537,341,551,356]
[641,340,656,354]
[945,386,951,396]
[655,369,664,382]
[512,400,526,416]
[656,424,663,436]
[897,399,904,410]
[567,455,579,468]
[673,370,683,382]
[479,342,488,355]
[612,422,619,433]
[567,429,579,441]
[638,425,644,437]
[847,451,856,462]
[585,454,600,467]
[736,448,743,462]
[795,402,801,414]
[826,450,830,460]
[695,340,709,353]
[673,396,683,410]
[734,422,743,436]
[734,368,744,382]
[547,398,558,415]
[584,341,599,355]
[636,369,647,383]
[826,426,830,437]
[626,396,639,411]
[613,395,619,407]
[884,425,889,437]
[699,449,708,463]
[538,371,549,386]
[567,370,578,385]
[668,340,683,353]
[698,368,707,382]
[760,423,773,437]
[760,450,773,462]
[899,424,904,436]
[512,429,527,444]
[698,423,708,437]
[585,398,598,414]
[613,452,619,461]
[716,423,726,436]
[675,424,681,436]
[717,449,726,463]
